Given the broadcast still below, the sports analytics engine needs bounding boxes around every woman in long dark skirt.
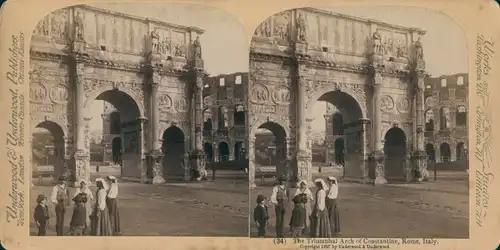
[309,179,332,238]
[106,176,121,235]
[326,176,341,236]
[90,178,113,236]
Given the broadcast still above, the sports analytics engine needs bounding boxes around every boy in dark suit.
[34,194,49,236]
[289,195,306,237]
[69,194,86,236]
[253,194,269,237]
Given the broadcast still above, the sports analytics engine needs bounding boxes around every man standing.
[270,175,289,237]
[51,176,70,236]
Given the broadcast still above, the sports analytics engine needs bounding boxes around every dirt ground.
[30,170,249,236]
[249,170,469,238]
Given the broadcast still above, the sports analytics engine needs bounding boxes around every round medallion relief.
[30,83,48,104]
[159,94,173,110]
[380,95,394,112]
[49,84,69,104]
[272,85,292,105]
[250,83,269,104]
[396,97,410,114]
[174,97,189,113]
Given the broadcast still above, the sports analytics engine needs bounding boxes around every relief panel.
[171,31,186,58]
[83,11,97,45]
[49,8,70,43]
[272,11,290,40]
[305,12,319,45]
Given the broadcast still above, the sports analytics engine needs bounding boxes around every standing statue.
[264,22,271,37]
[193,36,202,59]
[372,28,382,54]
[74,12,84,40]
[414,37,424,60]
[151,29,160,53]
[296,12,307,41]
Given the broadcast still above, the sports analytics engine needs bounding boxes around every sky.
[80,4,467,133]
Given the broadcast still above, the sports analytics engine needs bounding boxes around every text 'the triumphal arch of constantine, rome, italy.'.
[248,8,430,188]
[30,5,209,185]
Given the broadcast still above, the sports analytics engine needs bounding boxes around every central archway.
[254,121,287,177]
[162,126,186,180]
[31,121,66,180]
[383,127,407,181]
[88,89,144,179]
[313,90,365,179]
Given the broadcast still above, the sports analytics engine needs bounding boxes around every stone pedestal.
[371,150,387,185]
[189,150,206,181]
[73,150,90,186]
[412,150,428,182]
[295,150,312,186]
[149,151,165,184]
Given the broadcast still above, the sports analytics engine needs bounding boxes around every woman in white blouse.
[106,176,121,235]
[90,178,112,236]
[326,176,341,236]
[293,180,314,233]
[73,180,94,235]
[309,179,332,238]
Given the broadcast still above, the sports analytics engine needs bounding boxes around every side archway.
[384,127,407,181]
[162,126,186,180]
[251,121,288,180]
[32,120,66,179]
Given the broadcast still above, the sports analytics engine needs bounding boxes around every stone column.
[295,64,311,185]
[149,71,165,184]
[372,70,387,185]
[73,59,91,186]
[190,69,206,176]
[411,72,428,181]
[249,135,256,189]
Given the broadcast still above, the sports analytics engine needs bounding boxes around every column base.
[250,182,257,189]
[371,150,387,185]
[295,150,312,185]
[190,150,206,181]
[412,150,428,182]
[149,151,165,184]
[73,150,91,186]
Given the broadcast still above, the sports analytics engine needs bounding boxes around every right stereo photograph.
[247,6,469,239]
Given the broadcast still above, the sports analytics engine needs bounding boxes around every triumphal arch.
[30,5,207,185]
[248,8,429,188]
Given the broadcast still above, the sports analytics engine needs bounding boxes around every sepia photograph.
[29,3,249,236]
[247,7,469,239]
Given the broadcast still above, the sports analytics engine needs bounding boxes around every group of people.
[254,176,340,238]
[33,176,121,236]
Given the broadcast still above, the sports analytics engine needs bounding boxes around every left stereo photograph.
[29,3,249,237]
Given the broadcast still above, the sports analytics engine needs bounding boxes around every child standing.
[70,194,87,236]
[33,194,49,236]
[289,195,306,237]
[253,194,269,237]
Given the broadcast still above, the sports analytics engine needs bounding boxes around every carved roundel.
[49,84,69,104]
[30,82,48,104]
[159,94,173,110]
[380,95,394,112]
[250,83,270,104]
[174,96,189,113]
[272,85,292,105]
[397,97,410,114]
[425,96,437,107]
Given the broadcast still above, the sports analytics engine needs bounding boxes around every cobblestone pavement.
[30,174,249,236]
[250,170,469,238]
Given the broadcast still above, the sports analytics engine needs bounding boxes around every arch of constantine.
[248,8,429,188]
[30,5,207,185]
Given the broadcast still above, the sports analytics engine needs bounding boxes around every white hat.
[107,176,117,180]
[297,179,308,187]
[327,176,337,182]
[314,179,328,190]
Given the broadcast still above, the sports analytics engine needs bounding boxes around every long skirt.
[326,198,340,235]
[106,197,121,235]
[84,202,93,229]
[309,209,332,238]
[90,206,113,236]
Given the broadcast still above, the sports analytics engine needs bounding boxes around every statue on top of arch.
[193,36,202,59]
[296,12,307,41]
[151,29,160,53]
[74,11,84,41]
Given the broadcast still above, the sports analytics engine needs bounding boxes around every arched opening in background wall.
[334,138,345,165]
[218,106,228,129]
[440,143,451,163]
[332,113,344,135]
[456,142,465,161]
[234,141,244,160]
[218,142,229,162]
[425,143,435,163]
[455,106,467,126]
[204,142,213,163]
[425,110,434,131]
[234,105,245,126]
